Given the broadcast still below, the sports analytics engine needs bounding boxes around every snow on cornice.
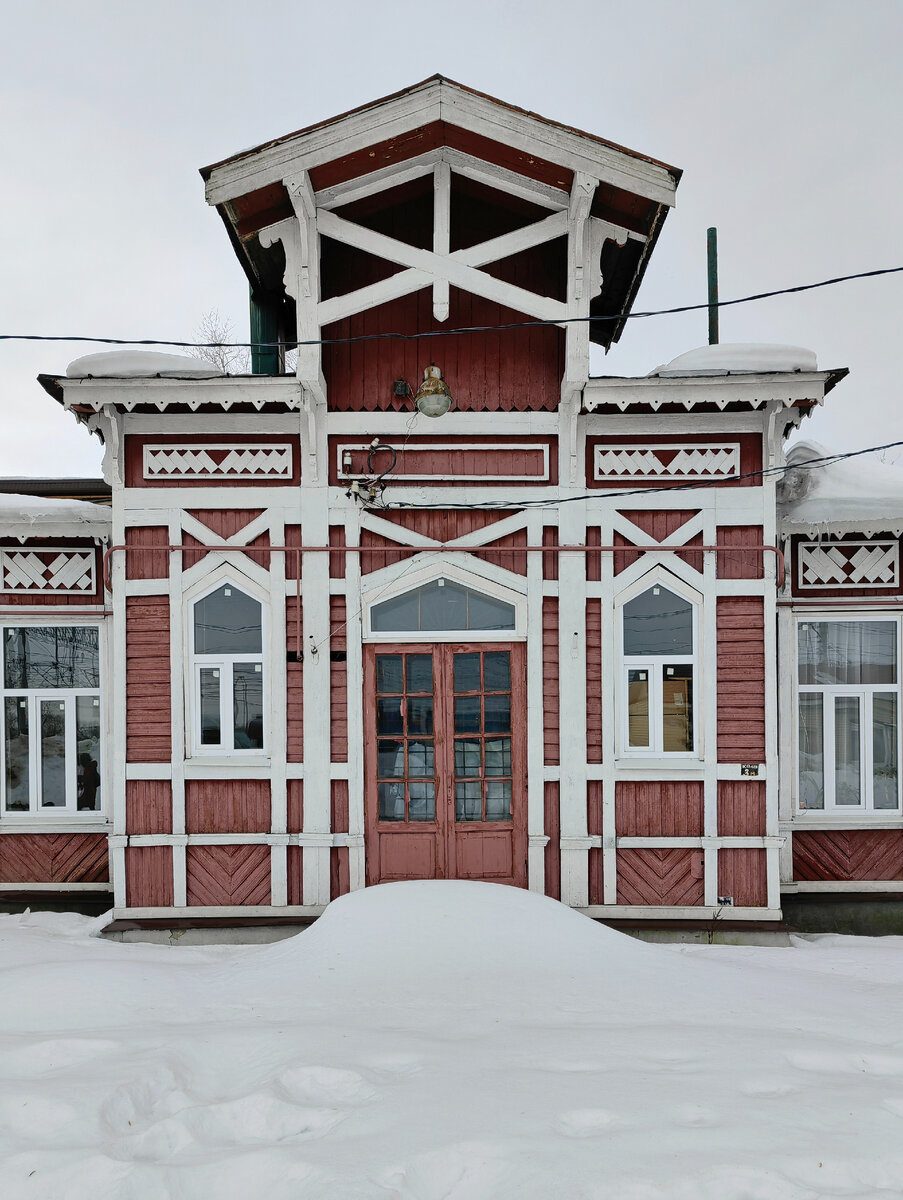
[650,343,818,378]
[0,494,111,542]
[779,441,903,537]
[66,351,220,379]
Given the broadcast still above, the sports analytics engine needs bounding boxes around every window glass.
[623,587,692,656]
[798,621,896,686]
[798,693,824,809]
[194,585,262,655]
[4,627,99,690]
[39,700,67,807]
[627,669,649,748]
[834,695,862,806]
[873,693,898,810]
[75,696,101,811]
[662,665,693,753]
[4,697,29,811]
[233,664,263,749]
[371,581,515,633]
[199,667,221,745]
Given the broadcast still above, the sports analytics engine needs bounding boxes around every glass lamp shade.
[413,365,454,417]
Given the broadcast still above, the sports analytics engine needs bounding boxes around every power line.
[2,266,902,351]
[381,440,903,511]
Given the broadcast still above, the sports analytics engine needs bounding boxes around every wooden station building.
[3,77,901,930]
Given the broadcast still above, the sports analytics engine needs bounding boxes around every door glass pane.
[5,627,99,689]
[455,739,482,776]
[798,621,896,685]
[40,700,67,807]
[662,665,693,753]
[377,697,404,735]
[454,653,481,693]
[873,692,898,810]
[484,695,511,734]
[834,695,861,805]
[75,696,101,811]
[376,655,403,694]
[455,781,482,822]
[455,696,481,733]
[484,738,512,776]
[406,655,433,693]
[623,588,693,656]
[194,586,262,654]
[798,693,824,809]
[4,697,29,811]
[483,652,510,692]
[378,781,404,821]
[485,780,512,821]
[406,697,433,735]
[628,669,649,747]
[199,667,221,745]
[407,740,434,777]
[408,782,435,822]
[233,663,264,749]
[378,739,404,777]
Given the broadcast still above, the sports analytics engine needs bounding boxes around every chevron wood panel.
[186,845,271,906]
[717,781,766,836]
[615,781,704,837]
[126,846,173,908]
[287,845,303,905]
[126,780,173,834]
[616,849,704,906]
[0,833,109,884]
[126,596,171,762]
[185,780,271,834]
[793,830,903,882]
[718,849,767,907]
[543,598,559,765]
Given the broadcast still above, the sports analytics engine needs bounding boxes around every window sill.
[788,814,903,829]
[184,757,272,774]
[0,818,111,834]
[614,758,705,774]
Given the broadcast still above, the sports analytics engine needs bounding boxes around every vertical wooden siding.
[185,780,271,834]
[793,831,903,882]
[718,849,767,907]
[186,845,271,905]
[587,781,604,906]
[585,599,602,762]
[126,780,173,835]
[716,597,766,762]
[125,846,173,907]
[616,849,704,906]
[331,781,351,901]
[125,596,170,762]
[717,526,764,579]
[287,780,304,833]
[544,781,560,900]
[125,526,170,579]
[717,781,766,836]
[287,845,303,905]
[615,781,704,836]
[330,598,348,761]
[542,598,559,765]
[0,833,109,883]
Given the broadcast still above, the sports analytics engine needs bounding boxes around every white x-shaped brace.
[311,166,625,327]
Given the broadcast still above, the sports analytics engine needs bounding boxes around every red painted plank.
[330,598,348,762]
[186,844,271,906]
[125,527,169,579]
[717,525,765,579]
[586,599,602,763]
[185,780,271,834]
[717,597,766,762]
[617,848,704,905]
[125,845,173,907]
[718,848,767,907]
[126,596,170,763]
[544,781,560,900]
[126,780,173,835]
[717,781,766,836]
[542,599,559,765]
[793,830,903,882]
[615,781,704,837]
[0,833,108,884]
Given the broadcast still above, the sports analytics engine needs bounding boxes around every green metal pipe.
[707,227,719,345]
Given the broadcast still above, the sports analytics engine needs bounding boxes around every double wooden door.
[364,643,527,887]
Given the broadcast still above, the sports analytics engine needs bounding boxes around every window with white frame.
[797,618,900,812]
[191,583,264,754]
[620,581,697,756]
[2,625,102,815]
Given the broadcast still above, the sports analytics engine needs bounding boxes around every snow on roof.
[780,440,903,536]
[66,350,220,379]
[651,342,818,377]
[0,492,111,538]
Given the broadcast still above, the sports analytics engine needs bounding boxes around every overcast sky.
[1,0,901,477]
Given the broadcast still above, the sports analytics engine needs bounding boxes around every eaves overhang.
[38,374,304,415]
[582,368,848,413]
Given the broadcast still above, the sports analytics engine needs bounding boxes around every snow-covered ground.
[2,883,903,1200]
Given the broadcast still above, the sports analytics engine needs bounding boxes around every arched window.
[621,580,697,756]
[191,583,264,753]
[371,579,516,634]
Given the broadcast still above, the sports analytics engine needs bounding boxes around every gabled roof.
[201,76,681,350]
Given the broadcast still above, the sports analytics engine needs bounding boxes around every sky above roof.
[2,0,901,476]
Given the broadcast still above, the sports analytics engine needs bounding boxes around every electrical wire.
[382,439,903,511]
[2,266,902,351]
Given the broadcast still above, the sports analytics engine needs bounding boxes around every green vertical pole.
[707,227,719,345]
[250,288,281,375]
